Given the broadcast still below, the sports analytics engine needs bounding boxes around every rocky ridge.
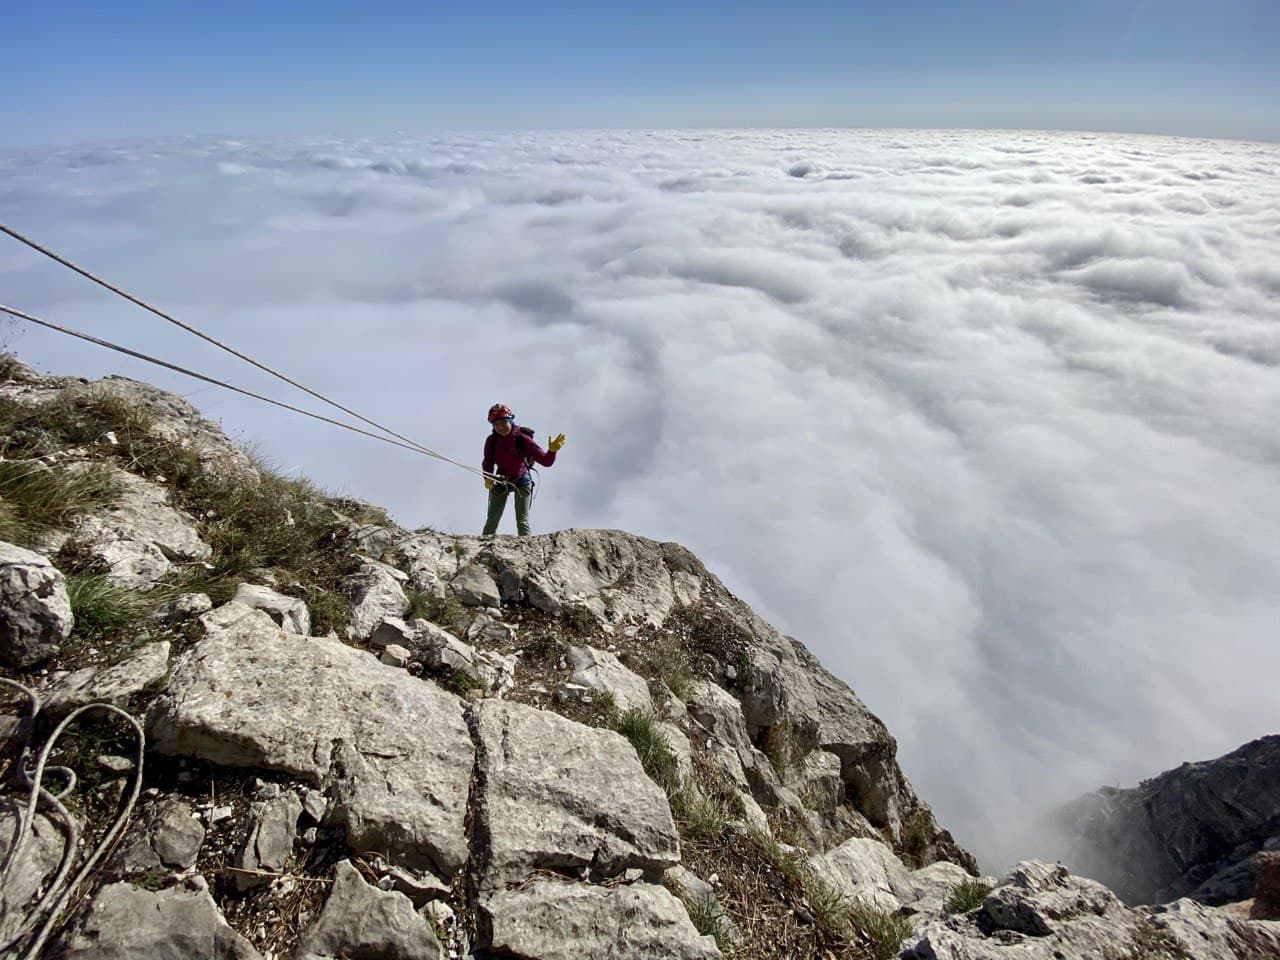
[1,354,1277,959]
[1057,735,1280,907]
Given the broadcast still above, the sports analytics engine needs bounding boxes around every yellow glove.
[548,433,566,453]
[484,478,495,490]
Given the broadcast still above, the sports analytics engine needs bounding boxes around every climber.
[482,403,565,536]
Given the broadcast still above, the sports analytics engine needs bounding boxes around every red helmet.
[487,403,514,423]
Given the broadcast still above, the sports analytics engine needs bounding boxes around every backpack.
[486,425,538,474]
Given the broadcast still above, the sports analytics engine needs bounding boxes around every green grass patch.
[846,899,912,960]
[612,707,679,792]
[680,892,735,952]
[945,879,991,914]
[671,786,729,842]
[443,668,487,697]
[404,585,433,621]
[66,573,153,641]
[650,638,694,701]
[0,456,121,548]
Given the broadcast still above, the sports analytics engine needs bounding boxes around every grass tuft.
[846,899,913,960]
[944,879,991,914]
[612,707,679,793]
[650,638,694,701]
[681,892,735,952]
[0,456,120,548]
[65,573,152,641]
[404,585,433,621]
[443,668,486,697]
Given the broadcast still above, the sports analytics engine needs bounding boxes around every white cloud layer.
[4,129,1279,868]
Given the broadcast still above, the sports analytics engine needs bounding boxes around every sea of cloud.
[3,128,1278,869]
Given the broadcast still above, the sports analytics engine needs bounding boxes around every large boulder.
[1058,735,1280,904]
[51,876,262,959]
[293,860,441,960]
[484,879,721,960]
[146,618,473,875]
[0,541,73,667]
[399,529,692,626]
[473,699,680,887]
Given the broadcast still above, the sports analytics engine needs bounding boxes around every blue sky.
[3,1,1278,145]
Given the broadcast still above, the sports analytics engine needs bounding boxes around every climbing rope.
[0,678,146,960]
[0,303,497,482]
[0,222,501,483]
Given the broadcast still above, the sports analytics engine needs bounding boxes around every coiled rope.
[0,679,145,960]
[0,222,500,483]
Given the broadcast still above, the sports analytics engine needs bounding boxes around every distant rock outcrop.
[1057,735,1280,905]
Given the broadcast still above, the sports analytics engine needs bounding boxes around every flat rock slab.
[52,876,262,959]
[146,620,473,875]
[474,700,679,888]
[43,640,171,718]
[485,879,721,960]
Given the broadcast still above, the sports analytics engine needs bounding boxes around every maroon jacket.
[483,427,556,484]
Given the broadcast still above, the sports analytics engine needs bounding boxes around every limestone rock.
[400,529,684,627]
[293,860,441,960]
[1145,897,1280,958]
[43,640,171,718]
[369,616,414,649]
[474,699,679,887]
[52,876,262,959]
[346,562,409,640]
[808,836,910,914]
[904,859,977,908]
[0,540,73,667]
[408,619,514,693]
[0,810,66,944]
[199,600,279,635]
[234,791,303,891]
[451,563,501,607]
[73,466,210,589]
[107,798,204,876]
[379,643,411,668]
[567,644,652,714]
[152,592,213,621]
[146,619,473,875]
[484,879,721,960]
[64,377,259,481]
[232,583,310,635]
[982,861,1116,937]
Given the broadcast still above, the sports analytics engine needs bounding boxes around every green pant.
[484,482,533,536]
